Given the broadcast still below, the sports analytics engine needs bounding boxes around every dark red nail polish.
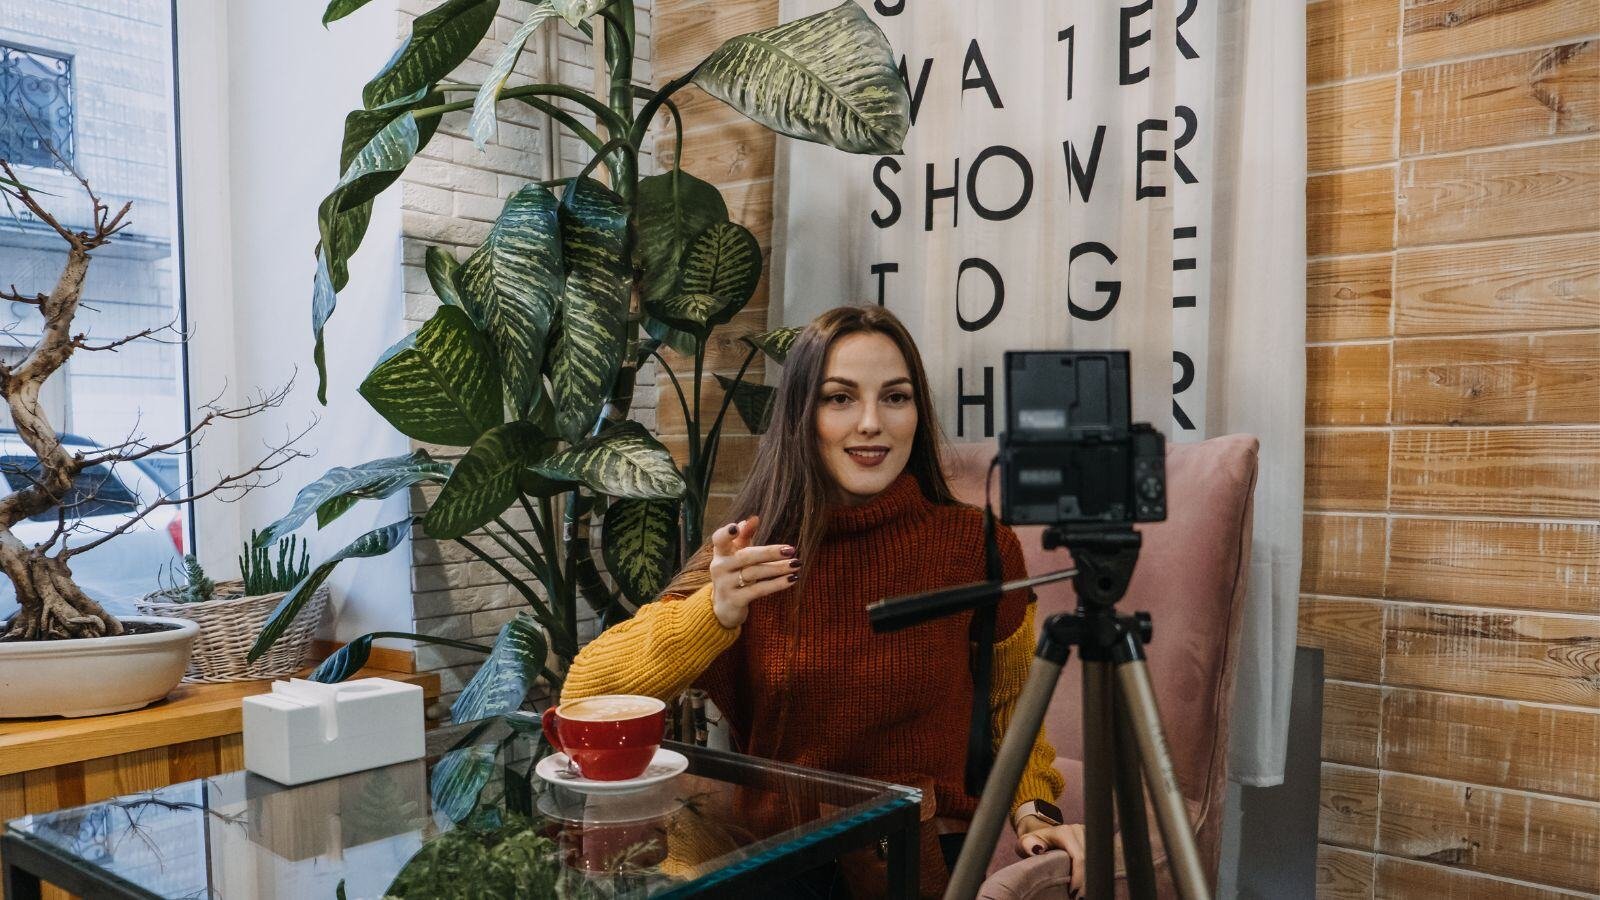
[727,524,739,536]
[1030,846,1044,856]
[780,546,796,557]
[787,573,799,582]
[789,559,801,568]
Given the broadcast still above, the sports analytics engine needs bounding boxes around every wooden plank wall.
[650,0,780,531]
[650,0,1599,895]
[1304,1,1600,897]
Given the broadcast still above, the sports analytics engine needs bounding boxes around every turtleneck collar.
[825,471,931,536]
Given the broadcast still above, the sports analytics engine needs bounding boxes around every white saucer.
[536,785,684,825]
[536,747,688,795]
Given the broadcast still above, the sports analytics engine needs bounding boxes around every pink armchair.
[942,434,1259,898]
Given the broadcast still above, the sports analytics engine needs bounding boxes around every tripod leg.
[945,651,1067,899]
[1114,658,1212,900]
[1112,695,1158,898]
[1082,660,1116,900]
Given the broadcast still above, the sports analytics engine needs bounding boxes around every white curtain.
[773,0,1304,784]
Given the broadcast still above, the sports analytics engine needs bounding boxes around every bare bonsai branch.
[0,164,306,641]
[1,285,47,306]
[71,315,187,353]
[82,378,297,468]
[62,420,314,559]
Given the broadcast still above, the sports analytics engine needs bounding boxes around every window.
[0,43,74,169]
[0,2,190,613]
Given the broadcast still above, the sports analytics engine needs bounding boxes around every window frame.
[0,38,78,172]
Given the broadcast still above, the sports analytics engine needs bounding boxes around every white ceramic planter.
[0,615,199,718]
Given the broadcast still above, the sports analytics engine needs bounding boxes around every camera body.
[997,351,1167,527]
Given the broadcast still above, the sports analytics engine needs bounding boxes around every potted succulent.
[136,535,330,682]
[0,161,304,717]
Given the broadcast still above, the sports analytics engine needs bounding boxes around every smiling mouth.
[846,447,889,463]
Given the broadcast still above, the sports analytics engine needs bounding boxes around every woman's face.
[814,331,919,506]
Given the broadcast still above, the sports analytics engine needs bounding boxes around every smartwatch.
[1013,799,1065,830]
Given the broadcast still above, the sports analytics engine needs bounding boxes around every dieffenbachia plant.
[247,0,907,797]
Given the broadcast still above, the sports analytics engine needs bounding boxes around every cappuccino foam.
[562,696,660,721]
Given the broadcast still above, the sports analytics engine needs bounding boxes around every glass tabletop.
[3,714,921,899]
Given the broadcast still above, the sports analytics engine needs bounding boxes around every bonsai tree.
[248,0,908,760]
[0,161,307,641]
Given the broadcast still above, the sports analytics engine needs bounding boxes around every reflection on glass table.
[1,714,922,899]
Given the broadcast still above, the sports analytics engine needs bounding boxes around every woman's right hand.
[709,515,799,629]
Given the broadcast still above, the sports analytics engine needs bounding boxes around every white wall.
[178,0,413,640]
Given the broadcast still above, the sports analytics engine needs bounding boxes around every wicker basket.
[136,579,329,683]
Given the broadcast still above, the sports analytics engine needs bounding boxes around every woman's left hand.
[1015,821,1086,894]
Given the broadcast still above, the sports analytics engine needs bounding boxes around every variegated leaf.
[424,422,545,539]
[312,202,373,403]
[313,92,440,401]
[643,315,699,356]
[429,741,498,822]
[714,373,777,434]
[458,185,563,417]
[681,221,761,331]
[360,305,502,446]
[551,178,630,444]
[743,325,803,363]
[531,420,684,500]
[249,519,412,662]
[424,246,463,308]
[451,616,548,722]
[309,631,486,683]
[635,170,726,312]
[322,0,375,25]
[693,1,910,154]
[552,0,608,28]
[363,0,498,108]
[256,450,453,547]
[651,294,728,336]
[469,4,560,150]
[329,111,421,213]
[602,497,680,605]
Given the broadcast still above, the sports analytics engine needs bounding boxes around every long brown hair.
[661,305,956,599]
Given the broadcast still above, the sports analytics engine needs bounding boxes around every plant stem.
[631,86,683,171]
[493,515,549,575]
[366,631,493,654]
[685,339,710,547]
[413,84,629,142]
[509,96,607,156]
[455,537,574,656]
[651,348,694,439]
[629,66,700,147]
[700,345,760,506]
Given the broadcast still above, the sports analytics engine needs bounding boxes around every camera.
[998,350,1166,527]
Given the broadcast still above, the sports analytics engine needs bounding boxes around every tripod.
[944,528,1211,900]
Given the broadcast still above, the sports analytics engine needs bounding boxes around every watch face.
[1032,801,1064,826]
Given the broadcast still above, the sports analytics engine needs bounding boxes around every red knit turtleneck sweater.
[694,471,1032,815]
[563,472,1064,889]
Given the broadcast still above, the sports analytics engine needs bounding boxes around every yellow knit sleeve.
[988,602,1066,818]
[560,584,739,704]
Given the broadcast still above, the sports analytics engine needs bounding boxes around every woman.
[563,305,1087,895]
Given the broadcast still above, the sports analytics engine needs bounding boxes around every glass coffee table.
[1,715,921,898]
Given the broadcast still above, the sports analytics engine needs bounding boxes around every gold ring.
[737,571,747,589]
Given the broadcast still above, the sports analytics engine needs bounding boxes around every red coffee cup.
[542,694,667,781]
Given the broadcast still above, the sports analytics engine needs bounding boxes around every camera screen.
[1005,351,1130,439]
[998,350,1165,527]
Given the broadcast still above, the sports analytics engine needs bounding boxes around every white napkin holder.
[242,677,425,785]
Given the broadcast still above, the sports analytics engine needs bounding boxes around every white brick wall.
[394,0,656,715]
